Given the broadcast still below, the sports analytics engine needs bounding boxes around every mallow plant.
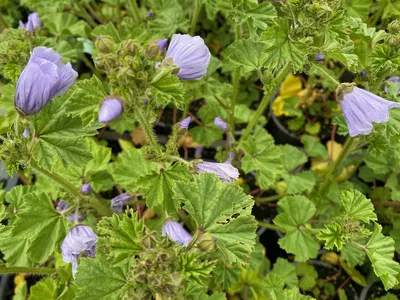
[0,1,400,299]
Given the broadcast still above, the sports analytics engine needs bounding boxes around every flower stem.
[0,266,55,275]
[189,0,201,36]
[135,107,161,155]
[127,0,142,23]
[258,221,286,232]
[241,63,291,141]
[312,63,340,85]
[0,15,9,29]
[255,194,284,203]
[323,136,356,180]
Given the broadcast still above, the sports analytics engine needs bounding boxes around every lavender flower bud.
[162,221,192,246]
[214,117,228,131]
[14,47,78,116]
[56,200,69,212]
[337,83,400,137]
[165,34,211,80]
[156,38,168,51]
[360,70,367,77]
[316,54,325,61]
[22,127,30,138]
[384,76,400,94]
[195,146,204,158]
[196,160,239,182]
[143,99,149,105]
[180,116,191,129]
[147,11,154,17]
[110,193,132,213]
[98,98,123,123]
[81,184,91,194]
[61,225,98,276]
[19,12,42,31]
[67,213,84,223]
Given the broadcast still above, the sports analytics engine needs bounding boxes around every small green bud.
[146,41,161,58]
[135,71,148,83]
[388,20,400,34]
[196,232,216,252]
[95,36,114,54]
[142,233,157,248]
[119,40,138,56]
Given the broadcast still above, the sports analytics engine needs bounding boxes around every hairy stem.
[323,136,356,180]
[255,194,284,203]
[241,63,291,141]
[189,0,201,36]
[0,266,56,275]
[135,107,161,155]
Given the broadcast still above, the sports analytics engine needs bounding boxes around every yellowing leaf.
[280,74,302,98]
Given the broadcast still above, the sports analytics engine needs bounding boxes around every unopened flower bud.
[110,193,131,212]
[22,127,30,138]
[98,98,123,123]
[196,232,216,252]
[316,54,325,61]
[146,41,162,58]
[179,117,191,129]
[162,220,192,246]
[147,11,154,17]
[214,117,228,131]
[81,183,91,194]
[360,70,367,77]
[95,36,114,53]
[119,40,138,56]
[388,20,400,34]
[19,12,42,31]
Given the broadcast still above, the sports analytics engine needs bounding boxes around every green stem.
[241,63,292,141]
[127,0,142,23]
[258,222,286,232]
[0,266,55,275]
[85,3,106,24]
[80,54,100,77]
[189,0,201,36]
[15,114,21,137]
[312,63,340,85]
[169,156,189,165]
[187,230,201,250]
[255,194,284,203]
[0,15,9,29]
[323,136,356,180]
[135,107,161,155]
[73,3,97,27]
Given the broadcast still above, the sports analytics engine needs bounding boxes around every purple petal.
[110,193,131,213]
[225,152,235,164]
[316,54,324,61]
[162,221,192,246]
[67,213,84,223]
[156,38,168,51]
[19,12,42,31]
[339,86,400,137]
[214,117,228,131]
[14,47,78,115]
[56,200,69,212]
[98,98,123,123]
[195,146,204,158]
[180,116,191,129]
[81,184,91,194]
[22,127,30,138]
[165,34,211,80]
[196,162,239,182]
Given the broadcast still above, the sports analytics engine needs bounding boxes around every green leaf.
[268,287,315,300]
[301,135,328,159]
[332,115,349,136]
[32,101,99,171]
[273,196,319,262]
[280,145,307,172]
[282,171,316,195]
[365,223,400,290]
[264,273,284,290]
[11,192,69,263]
[149,66,185,109]
[340,259,367,287]
[174,173,257,264]
[369,45,400,76]
[6,185,34,209]
[390,220,400,254]
[214,262,241,289]
[42,12,88,36]
[149,0,188,36]
[234,2,276,30]
[260,19,308,72]
[183,282,227,300]
[0,226,32,266]
[177,252,216,285]
[111,148,156,191]
[318,222,345,250]
[97,210,144,265]
[342,0,372,18]
[63,76,108,126]
[271,258,298,288]
[138,163,191,216]
[340,189,377,223]
[224,39,268,73]
[29,278,57,300]
[240,126,283,189]
[189,124,223,147]
[341,241,366,266]
[296,262,318,290]
[75,254,132,300]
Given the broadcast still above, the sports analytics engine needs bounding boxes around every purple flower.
[195,146,204,158]
[56,200,84,224]
[214,117,228,131]
[196,158,239,182]
[338,84,400,137]
[156,38,168,51]
[147,11,154,17]
[19,12,41,31]
[110,193,132,212]
[61,225,98,276]
[81,184,91,194]
[14,47,78,116]
[22,127,30,138]
[67,213,84,223]
[180,116,191,129]
[384,76,400,94]
[98,98,123,123]
[316,54,325,61]
[165,34,211,80]
[143,99,149,104]
[162,221,192,246]
[56,200,69,212]
[360,70,367,77]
